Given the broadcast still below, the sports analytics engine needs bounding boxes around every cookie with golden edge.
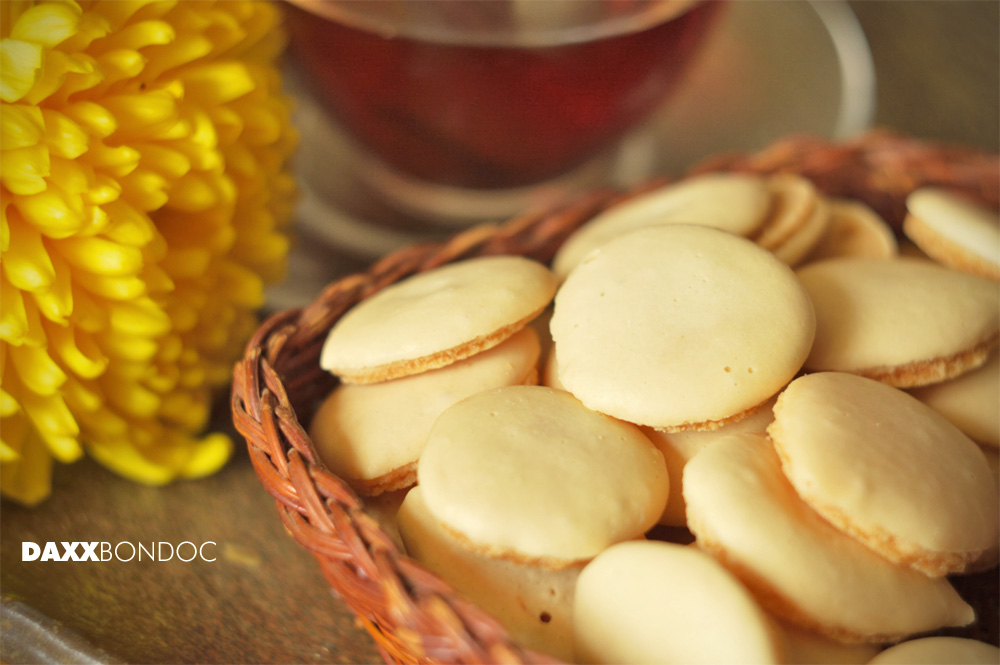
[804,198,898,262]
[310,326,540,495]
[910,351,999,448]
[398,486,579,663]
[552,173,772,279]
[797,257,999,388]
[645,395,777,528]
[417,385,668,566]
[962,443,999,573]
[573,541,783,665]
[772,619,880,665]
[768,372,999,577]
[904,187,1000,281]
[751,173,819,251]
[320,256,557,384]
[771,195,831,267]
[551,224,815,431]
[683,432,975,643]
[867,637,1000,664]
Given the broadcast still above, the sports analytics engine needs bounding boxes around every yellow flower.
[1,0,297,504]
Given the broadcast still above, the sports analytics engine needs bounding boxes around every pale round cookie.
[867,637,1000,664]
[573,540,782,665]
[772,619,880,665]
[310,326,540,495]
[320,256,557,383]
[904,187,1000,281]
[645,395,777,527]
[797,257,999,388]
[910,351,999,448]
[771,196,831,267]
[418,385,668,565]
[752,173,819,250]
[804,198,898,262]
[769,372,999,576]
[552,173,772,278]
[362,487,409,551]
[398,487,579,662]
[683,432,975,643]
[550,224,815,430]
[964,444,999,573]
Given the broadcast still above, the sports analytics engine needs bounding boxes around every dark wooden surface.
[2,2,998,664]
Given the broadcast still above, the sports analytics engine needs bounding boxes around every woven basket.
[231,130,1000,665]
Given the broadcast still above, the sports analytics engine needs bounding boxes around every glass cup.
[281,0,724,226]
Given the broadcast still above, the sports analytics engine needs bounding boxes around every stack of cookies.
[312,176,1000,664]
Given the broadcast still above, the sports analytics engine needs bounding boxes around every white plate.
[267,0,875,311]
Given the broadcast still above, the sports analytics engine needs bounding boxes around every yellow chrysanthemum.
[0,0,297,504]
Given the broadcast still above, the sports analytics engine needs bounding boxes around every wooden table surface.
[2,2,998,664]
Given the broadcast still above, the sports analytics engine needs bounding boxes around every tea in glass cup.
[283,0,723,225]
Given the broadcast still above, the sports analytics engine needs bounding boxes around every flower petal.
[100,371,160,419]
[19,388,82,463]
[0,144,49,195]
[0,277,30,344]
[1,103,44,149]
[158,388,208,430]
[76,268,146,301]
[66,283,106,333]
[101,199,156,246]
[23,50,98,106]
[0,387,20,419]
[96,328,158,362]
[0,39,43,102]
[43,320,108,380]
[8,342,66,396]
[10,2,81,47]
[31,250,73,324]
[108,297,171,336]
[94,19,175,53]
[0,424,54,505]
[58,234,144,276]
[62,376,103,414]
[62,100,116,138]
[179,431,231,479]
[2,214,55,291]
[183,61,255,105]
[41,108,89,159]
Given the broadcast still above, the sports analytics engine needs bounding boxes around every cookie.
[770,196,831,267]
[867,637,1000,664]
[964,444,999,573]
[310,326,540,495]
[804,198,898,262]
[773,619,880,665]
[573,540,782,664]
[797,257,999,388]
[904,187,1000,281]
[910,351,999,448]
[751,174,819,251]
[644,395,777,528]
[768,372,999,576]
[320,256,557,383]
[417,385,668,566]
[550,224,815,430]
[683,432,974,643]
[397,486,578,662]
[552,173,772,279]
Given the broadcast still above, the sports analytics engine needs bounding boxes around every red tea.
[284,1,723,190]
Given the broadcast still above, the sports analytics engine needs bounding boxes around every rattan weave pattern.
[231,131,999,665]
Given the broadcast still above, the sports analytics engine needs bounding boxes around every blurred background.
[850,0,998,151]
